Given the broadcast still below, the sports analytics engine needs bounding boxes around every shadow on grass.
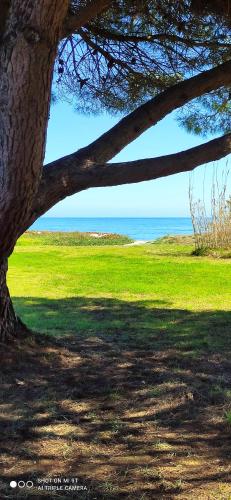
[14,295,231,353]
[0,296,231,498]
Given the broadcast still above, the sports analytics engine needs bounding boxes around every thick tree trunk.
[0,1,69,342]
[0,0,69,259]
[0,259,19,342]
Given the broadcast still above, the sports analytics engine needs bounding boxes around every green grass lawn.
[2,233,231,499]
[8,233,231,353]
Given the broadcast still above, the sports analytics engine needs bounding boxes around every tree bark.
[27,133,231,225]
[0,1,69,341]
[1,0,231,343]
[0,0,69,259]
[0,0,10,39]
[53,58,231,166]
[62,0,111,39]
[0,259,19,342]
[27,54,231,224]
[30,57,231,224]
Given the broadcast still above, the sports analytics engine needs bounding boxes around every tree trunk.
[0,1,69,342]
[0,0,69,259]
[0,259,19,342]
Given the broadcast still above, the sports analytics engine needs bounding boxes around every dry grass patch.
[0,333,231,499]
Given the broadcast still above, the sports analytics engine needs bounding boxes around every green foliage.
[54,0,231,135]
[177,90,231,137]
[192,247,210,256]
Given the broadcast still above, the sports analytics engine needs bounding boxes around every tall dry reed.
[189,161,231,251]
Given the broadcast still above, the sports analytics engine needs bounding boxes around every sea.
[30,217,193,241]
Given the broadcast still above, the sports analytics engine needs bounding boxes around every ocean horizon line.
[41,216,192,219]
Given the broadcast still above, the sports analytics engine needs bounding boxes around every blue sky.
[44,101,230,217]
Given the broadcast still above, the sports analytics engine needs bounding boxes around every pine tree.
[0,0,231,340]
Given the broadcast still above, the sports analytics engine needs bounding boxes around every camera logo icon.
[10,480,33,488]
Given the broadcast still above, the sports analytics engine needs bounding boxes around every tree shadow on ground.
[0,296,231,498]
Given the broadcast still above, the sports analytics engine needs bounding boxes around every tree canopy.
[28,0,231,226]
[55,0,231,137]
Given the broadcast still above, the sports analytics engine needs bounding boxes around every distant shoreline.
[25,230,194,245]
[30,217,193,241]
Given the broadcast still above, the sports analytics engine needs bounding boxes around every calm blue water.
[30,217,193,241]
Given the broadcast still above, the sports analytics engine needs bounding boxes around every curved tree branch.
[55,58,231,166]
[86,134,231,188]
[87,25,231,49]
[29,133,231,225]
[62,0,111,39]
[27,58,231,228]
